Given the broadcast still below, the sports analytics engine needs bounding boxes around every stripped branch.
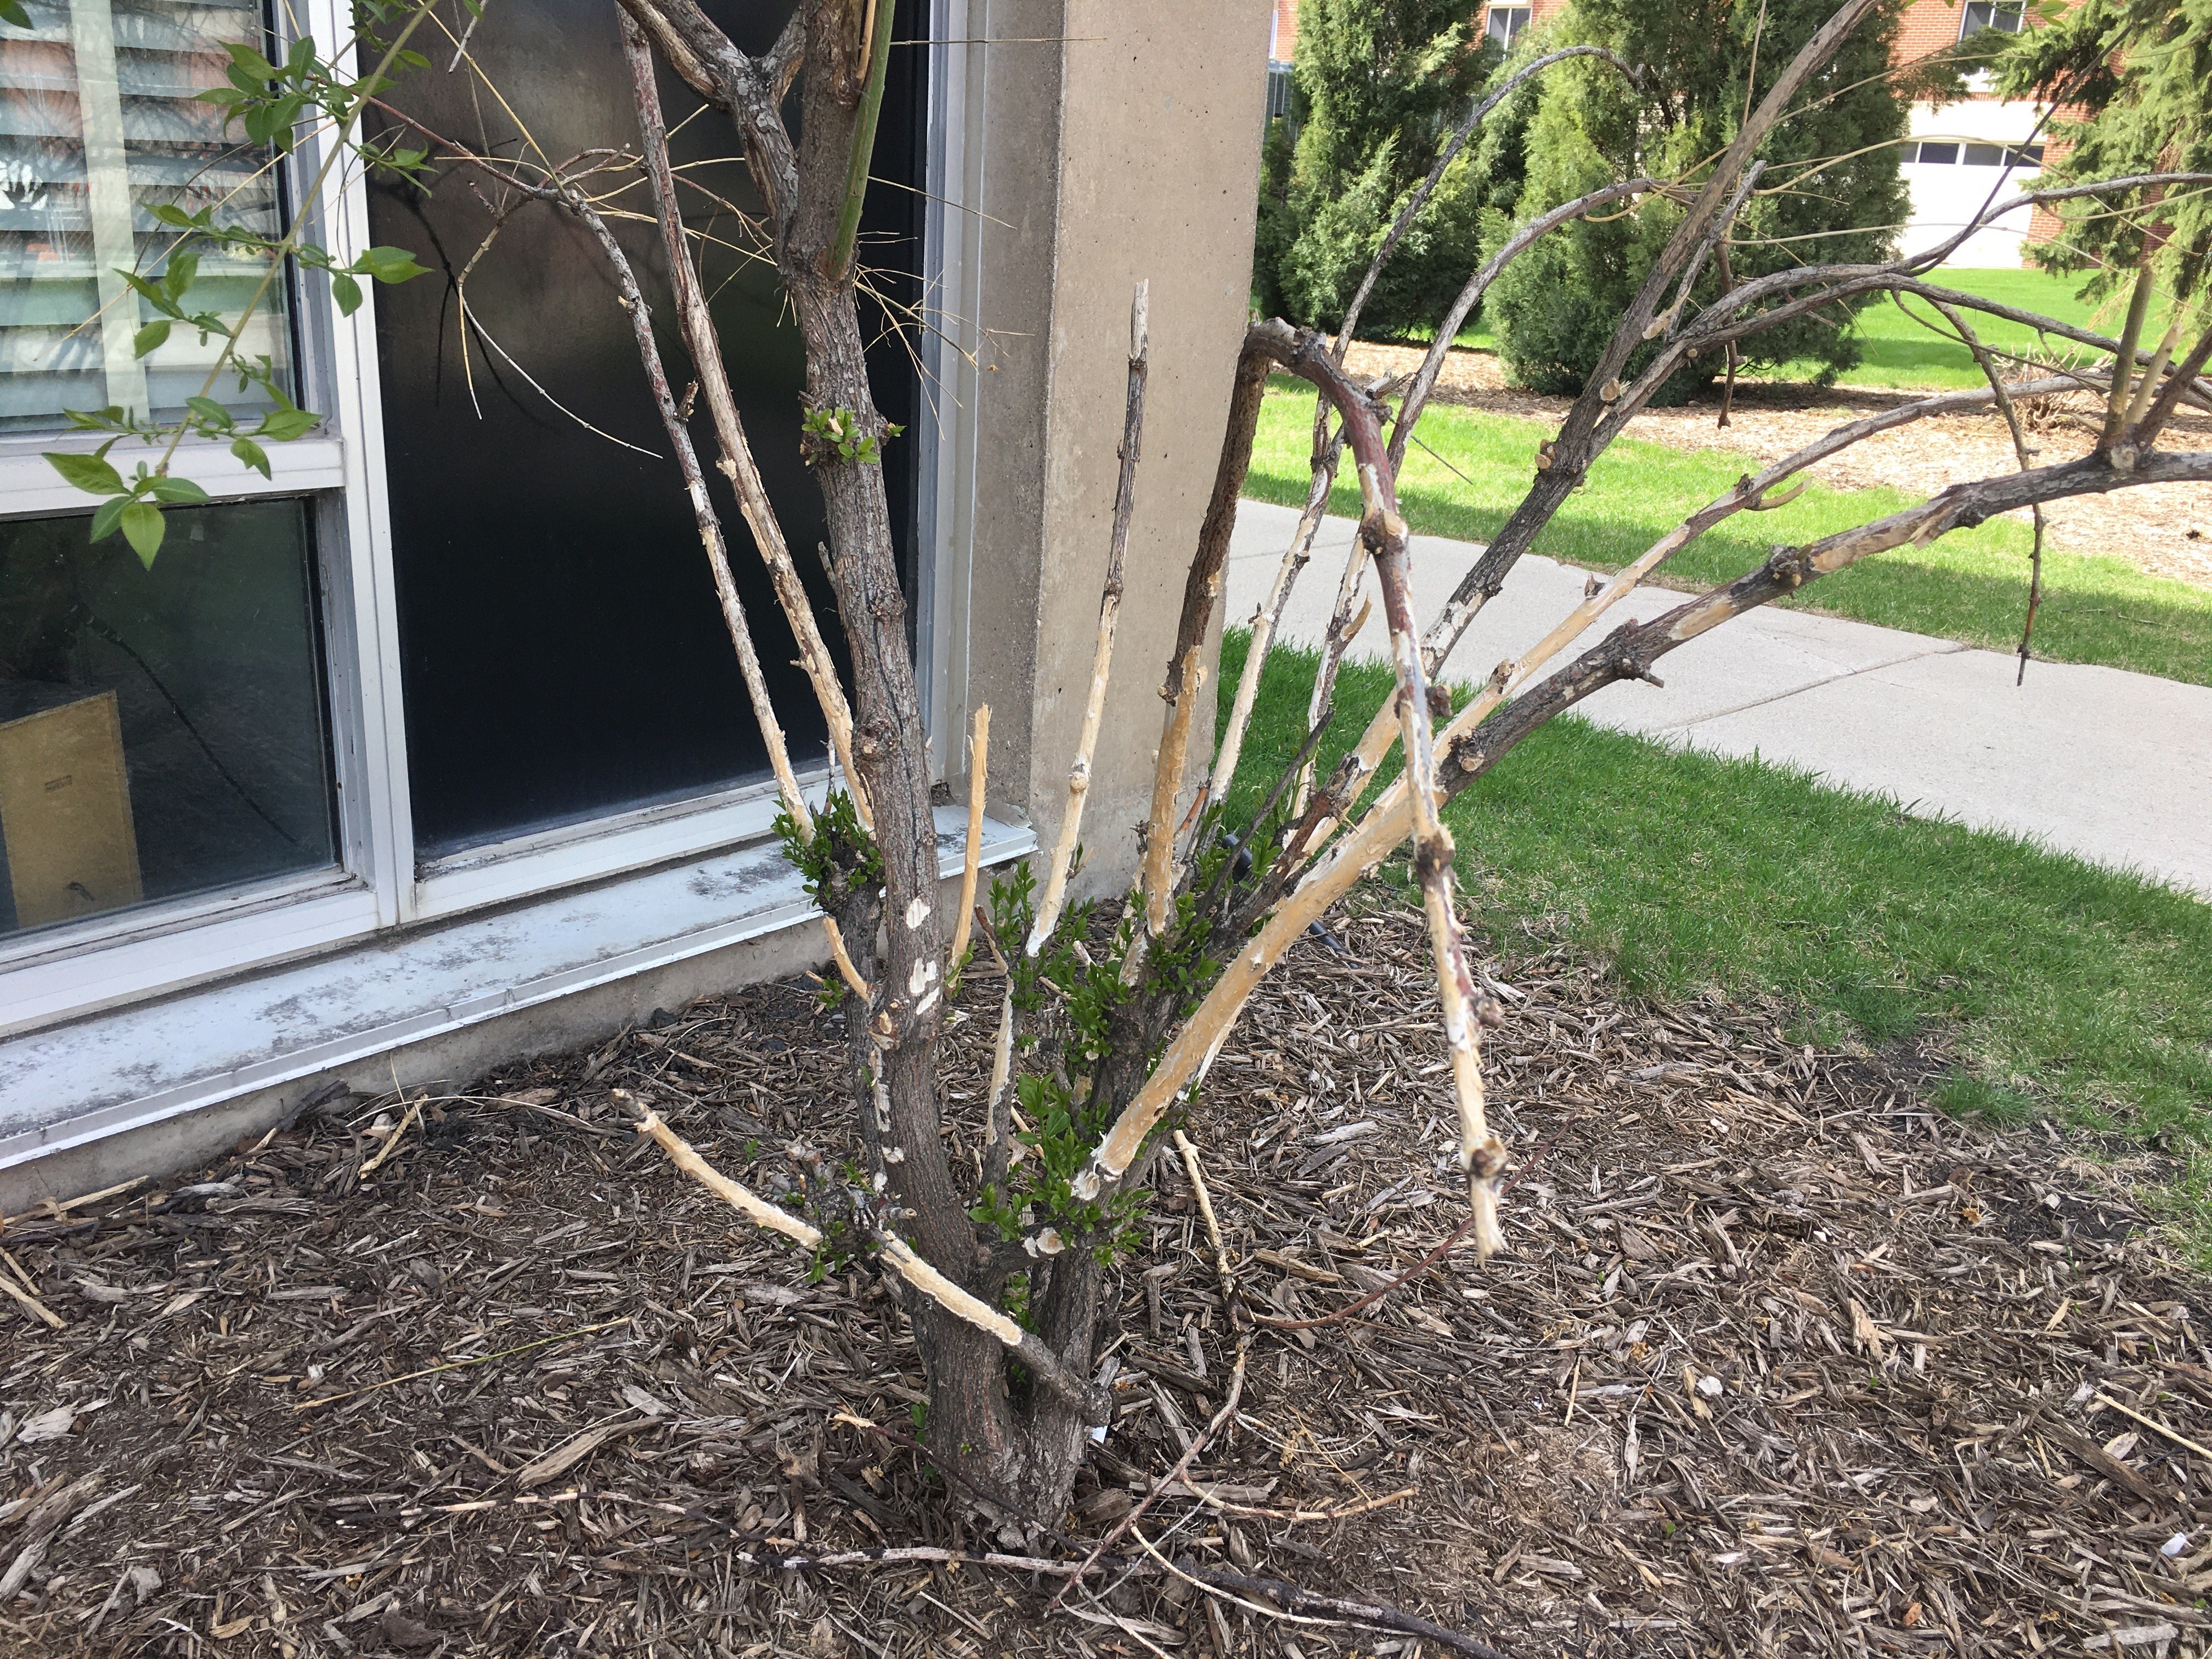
[946,703,990,969]
[629,1104,1107,1420]
[1036,283,1149,953]
[1135,339,1268,937]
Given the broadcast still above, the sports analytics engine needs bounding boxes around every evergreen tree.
[1255,0,1498,335]
[1998,0,2212,304]
[1488,0,1923,400]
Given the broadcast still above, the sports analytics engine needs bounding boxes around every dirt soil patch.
[5,905,2211,1656]
[1346,341,2212,591]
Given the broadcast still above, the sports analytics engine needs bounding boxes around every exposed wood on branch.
[1036,283,1149,955]
[628,1104,1106,1419]
[947,702,990,970]
[1136,340,1270,938]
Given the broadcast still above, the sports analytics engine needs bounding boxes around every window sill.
[0,436,346,518]
[408,769,822,924]
[0,806,1034,1176]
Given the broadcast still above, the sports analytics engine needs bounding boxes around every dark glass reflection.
[366,0,924,858]
[0,499,336,938]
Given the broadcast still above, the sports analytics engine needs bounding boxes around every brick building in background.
[1265,0,2070,269]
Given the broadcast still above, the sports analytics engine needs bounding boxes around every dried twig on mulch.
[4,899,2208,1656]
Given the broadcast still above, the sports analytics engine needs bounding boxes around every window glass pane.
[0,496,335,938]
[1486,7,1530,45]
[365,0,924,857]
[1962,142,2004,166]
[1915,142,1959,165]
[0,0,293,434]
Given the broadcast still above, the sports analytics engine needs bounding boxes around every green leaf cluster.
[775,789,882,912]
[800,405,904,466]
[199,31,431,151]
[39,442,208,566]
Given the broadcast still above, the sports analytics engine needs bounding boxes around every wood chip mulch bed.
[1343,340,2212,591]
[5,902,2211,1657]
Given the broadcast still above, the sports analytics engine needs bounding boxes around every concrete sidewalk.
[1227,499,2212,901]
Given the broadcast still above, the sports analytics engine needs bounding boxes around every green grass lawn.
[1399,265,2158,392]
[1248,380,2212,687]
[1773,266,2171,392]
[1217,628,2212,1250]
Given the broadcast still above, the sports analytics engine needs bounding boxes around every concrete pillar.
[964,0,1273,899]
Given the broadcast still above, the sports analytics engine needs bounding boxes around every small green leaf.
[163,250,199,301]
[89,496,129,544]
[256,406,318,441]
[0,0,27,26]
[132,319,172,358]
[230,436,271,478]
[359,246,427,284]
[330,272,362,315]
[185,394,232,428]
[119,500,166,567]
[222,41,279,81]
[118,268,181,317]
[145,475,210,505]
[43,448,126,496]
[149,203,195,228]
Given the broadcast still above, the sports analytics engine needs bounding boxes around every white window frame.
[1486,5,1533,47]
[0,0,977,1032]
[1960,0,2027,37]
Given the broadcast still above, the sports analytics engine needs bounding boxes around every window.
[0,498,334,939]
[1961,1,2027,35]
[362,0,921,864]
[0,0,294,433]
[0,0,947,1029]
[1906,139,2041,167]
[1,0,332,946]
[1486,6,1531,47]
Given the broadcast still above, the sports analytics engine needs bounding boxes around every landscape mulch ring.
[7,901,2212,1657]
[1342,340,2212,590]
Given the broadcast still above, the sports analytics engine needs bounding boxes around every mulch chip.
[3,900,2208,1656]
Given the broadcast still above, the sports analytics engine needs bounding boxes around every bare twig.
[1212,414,1345,806]
[1035,282,1149,953]
[1047,1340,1250,1613]
[947,703,991,970]
[1334,44,1639,354]
[628,1104,1107,1419]
[1172,1129,1232,1287]
[621,15,868,825]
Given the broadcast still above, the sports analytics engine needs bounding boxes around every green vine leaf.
[119,501,166,567]
[43,446,126,497]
